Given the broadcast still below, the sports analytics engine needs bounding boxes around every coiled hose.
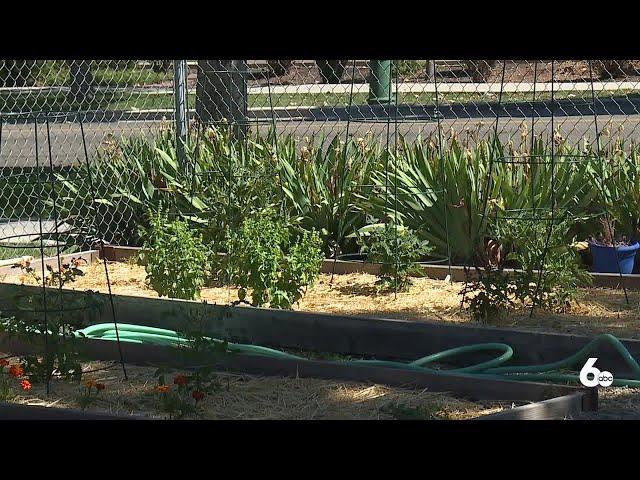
[75,323,640,388]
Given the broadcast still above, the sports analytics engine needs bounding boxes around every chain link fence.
[0,59,639,258]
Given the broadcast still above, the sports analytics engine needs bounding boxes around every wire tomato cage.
[323,60,456,296]
[0,112,128,394]
[473,60,630,318]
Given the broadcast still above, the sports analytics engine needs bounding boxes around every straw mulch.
[578,387,640,420]
[1,357,507,420]
[4,260,640,339]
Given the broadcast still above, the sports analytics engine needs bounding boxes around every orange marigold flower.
[20,379,32,391]
[95,383,106,392]
[173,375,188,386]
[192,390,205,402]
[8,365,24,378]
[0,359,9,367]
[157,385,170,393]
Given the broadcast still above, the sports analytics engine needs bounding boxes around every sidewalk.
[2,81,640,96]
[248,81,640,95]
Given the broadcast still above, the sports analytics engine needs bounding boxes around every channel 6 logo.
[579,358,614,387]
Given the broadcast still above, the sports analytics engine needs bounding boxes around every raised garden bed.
[0,355,518,420]
[7,250,640,420]
[4,251,640,340]
[0,331,596,420]
[100,245,640,291]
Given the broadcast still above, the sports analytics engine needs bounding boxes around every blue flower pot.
[588,241,640,274]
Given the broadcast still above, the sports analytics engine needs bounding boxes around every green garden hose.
[75,323,640,388]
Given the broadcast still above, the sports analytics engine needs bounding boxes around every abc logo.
[580,358,614,387]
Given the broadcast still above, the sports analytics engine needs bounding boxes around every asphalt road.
[0,115,636,168]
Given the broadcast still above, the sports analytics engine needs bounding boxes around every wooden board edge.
[476,392,589,420]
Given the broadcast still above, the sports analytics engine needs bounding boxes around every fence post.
[368,60,393,105]
[426,60,436,81]
[173,60,189,173]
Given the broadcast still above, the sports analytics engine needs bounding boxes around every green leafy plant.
[152,307,228,419]
[227,210,323,309]
[278,133,380,256]
[0,360,35,400]
[175,305,228,391]
[360,133,599,266]
[0,359,17,401]
[142,209,210,300]
[154,371,220,420]
[356,221,432,291]
[29,121,640,271]
[0,259,100,384]
[53,134,165,246]
[15,257,87,287]
[392,60,427,79]
[182,125,282,248]
[460,269,517,323]
[154,379,190,420]
[494,216,592,312]
[589,139,640,245]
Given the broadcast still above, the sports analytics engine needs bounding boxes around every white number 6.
[580,357,600,387]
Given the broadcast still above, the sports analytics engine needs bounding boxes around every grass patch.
[1,89,639,114]
[32,62,171,88]
[249,90,640,109]
[0,244,78,261]
[0,91,180,114]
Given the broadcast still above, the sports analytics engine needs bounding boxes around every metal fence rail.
[0,59,638,252]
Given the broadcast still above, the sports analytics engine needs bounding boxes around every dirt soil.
[173,63,371,90]
[3,260,639,339]
[1,357,508,420]
[477,60,640,84]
